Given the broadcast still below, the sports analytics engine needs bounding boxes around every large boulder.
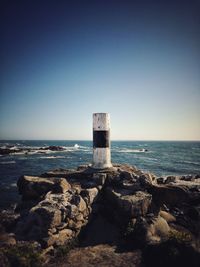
[105,188,152,223]
[132,215,170,246]
[149,182,200,207]
[117,191,152,218]
[17,176,71,200]
[149,185,190,206]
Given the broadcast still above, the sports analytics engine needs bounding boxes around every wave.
[117,148,149,153]
[10,152,27,155]
[0,161,16,164]
[74,144,79,149]
[179,160,200,167]
[139,157,158,162]
[9,146,19,150]
[62,144,91,152]
[39,156,66,159]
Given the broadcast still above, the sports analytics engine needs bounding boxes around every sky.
[0,0,200,140]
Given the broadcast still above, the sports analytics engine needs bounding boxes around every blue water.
[0,140,200,208]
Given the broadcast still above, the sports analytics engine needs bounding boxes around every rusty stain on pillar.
[92,113,112,169]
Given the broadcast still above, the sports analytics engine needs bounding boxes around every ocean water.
[0,140,200,208]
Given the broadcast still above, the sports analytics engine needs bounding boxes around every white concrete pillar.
[92,113,112,169]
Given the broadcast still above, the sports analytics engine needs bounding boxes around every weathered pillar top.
[93,113,110,131]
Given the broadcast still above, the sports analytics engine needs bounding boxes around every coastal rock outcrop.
[0,164,200,266]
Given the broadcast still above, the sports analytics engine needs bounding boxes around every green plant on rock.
[1,243,42,267]
[169,229,192,244]
[55,237,79,258]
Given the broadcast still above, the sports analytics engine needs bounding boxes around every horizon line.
[0,139,200,142]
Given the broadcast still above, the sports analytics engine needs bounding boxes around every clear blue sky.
[0,0,199,140]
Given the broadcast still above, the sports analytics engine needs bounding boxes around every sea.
[0,140,200,209]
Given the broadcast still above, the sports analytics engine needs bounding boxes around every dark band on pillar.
[93,130,110,148]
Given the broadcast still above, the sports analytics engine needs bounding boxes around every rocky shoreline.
[0,145,68,156]
[0,164,200,266]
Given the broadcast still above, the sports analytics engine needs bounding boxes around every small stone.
[165,176,176,184]
[56,223,68,230]
[57,229,73,245]
[180,175,195,182]
[138,174,153,188]
[119,171,134,180]
[157,177,165,184]
[71,195,87,212]
[76,213,84,221]
[67,204,79,219]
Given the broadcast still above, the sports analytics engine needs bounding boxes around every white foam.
[182,161,200,166]
[9,146,19,150]
[118,148,149,153]
[0,161,16,164]
[74,144,80,149]
[39,156,66,159]
[10,152,26,155]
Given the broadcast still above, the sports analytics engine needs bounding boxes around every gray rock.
[42,228,73,247]
[159,210,176,223]
[92,173,107,186]
[149,184,190,206]
[133,215,170,246]
[118,191,152,218]
[17,176,71,200]
[71,195,87,212]
[157,177,165,184]
[165,176,176,184]
[138,173,154,188]
[81,187,98,205]
[105,188,152,219]
[180,175,195,182]
[77,165,89,171]
[32,206,62,228]
[119,171,134,180]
